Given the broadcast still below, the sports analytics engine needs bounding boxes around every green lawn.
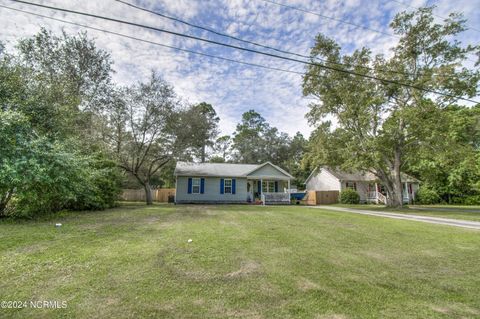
[335,204,480,222]
[1,204,479,318]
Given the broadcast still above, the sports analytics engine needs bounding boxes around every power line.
[0,4,308,76]
[115,0,439,82]
[114,0,309,60]
[5,0,480,104]
[390,0,480,33]
[259,0,398,38]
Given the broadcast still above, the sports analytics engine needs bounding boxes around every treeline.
[2,4,479,217]
[0,29,308,217]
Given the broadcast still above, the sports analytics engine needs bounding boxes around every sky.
[1,0,479,138]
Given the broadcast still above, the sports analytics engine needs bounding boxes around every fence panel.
[315,191,339,204]
[121,188,175,202]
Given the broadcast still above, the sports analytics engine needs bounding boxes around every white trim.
[191,177,201,194]
[245,161,294,179]
[304,167,319,185]
[224,178,232,194]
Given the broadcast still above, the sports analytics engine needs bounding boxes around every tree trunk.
[144,182,153,205]
[201,144,206,163]
[388,148,404,208]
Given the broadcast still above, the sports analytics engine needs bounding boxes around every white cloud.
[0,0,478,139]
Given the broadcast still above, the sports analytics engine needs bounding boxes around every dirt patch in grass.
[224,260,261,278]
[297,277,320,291]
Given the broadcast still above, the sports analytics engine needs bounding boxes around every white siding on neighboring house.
[175,176,249,203]
[306,168,341,191]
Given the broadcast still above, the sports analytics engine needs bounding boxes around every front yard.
[1,204,479,318]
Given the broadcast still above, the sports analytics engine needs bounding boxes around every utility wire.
[390,0,480,33]
[0,4,308,76]
[259,0,398,38]
[5,0,480,104]
[114,0,309,60]
[115,0,443,81]
[262,0,479,63]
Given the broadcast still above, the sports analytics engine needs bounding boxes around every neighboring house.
[305,167,420,204]
[174,161,294,204]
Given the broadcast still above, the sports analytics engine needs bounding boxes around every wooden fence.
[303,190,339,205]
[121,188,175,202]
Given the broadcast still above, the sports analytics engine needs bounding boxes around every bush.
[416,187,441,205]
[0,112,122,218]
[450,195,480,205]
[340,189,360,204]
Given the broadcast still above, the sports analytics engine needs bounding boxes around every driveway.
[311,206,480,230]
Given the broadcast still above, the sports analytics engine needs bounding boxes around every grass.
[1,204,480,318]
[335,204,480,222]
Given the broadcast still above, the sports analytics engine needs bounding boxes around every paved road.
[311,206,480,230]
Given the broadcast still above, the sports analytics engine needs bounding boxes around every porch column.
[404,182,409,202]
[260,178,263,195]
[287,179,290,194]
[375,182,378,204]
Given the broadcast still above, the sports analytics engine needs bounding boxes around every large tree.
[107,72,178,205]
[303,7,479,207]
[15,28,113,141]
[177,102,219,162]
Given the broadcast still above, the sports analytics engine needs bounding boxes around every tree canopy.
[303,7,479,207]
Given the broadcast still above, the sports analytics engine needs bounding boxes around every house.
[174,161,294,204]
[305,167,420,204]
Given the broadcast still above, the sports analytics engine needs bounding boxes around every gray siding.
[176,176,249,203]
[306,169,341,191]
[247,164,290,179]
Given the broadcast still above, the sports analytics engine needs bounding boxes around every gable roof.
[305,166,419,184]
[174,161,293,179]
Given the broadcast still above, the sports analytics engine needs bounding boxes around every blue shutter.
[232,179,236,194]
[200,178,205,194]
[274,181,278,192]
[220,179,224,194]
[187,178,192,194]
[257,181,261,193]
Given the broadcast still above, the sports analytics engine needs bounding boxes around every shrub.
[416,187,441,205]
[0,112,122,218]
[340,189,360,204]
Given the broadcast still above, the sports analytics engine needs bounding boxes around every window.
[224,179,232,194]
[345,181,356,190]
[192,178,201,194]
[261,181,277,193]
[268,181,275,193]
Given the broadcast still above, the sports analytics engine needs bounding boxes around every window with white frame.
[345,181,356,190]
[192,178,201,194]
[261,181,276,193]
[224,179,232,194]
[268,181,275,193]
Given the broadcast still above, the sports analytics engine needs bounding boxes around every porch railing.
[261,192,290,205]
[377,192,387,204]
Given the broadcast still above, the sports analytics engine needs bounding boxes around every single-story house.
[174,161,293,204]
[305,167,420,204]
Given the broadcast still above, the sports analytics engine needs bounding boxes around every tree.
[15,28,113,142]
[231,110,273,163]
[407,105,480,203]
[303,7,479,207]
[175,102,219,162]
[107,72,178,205]
[214,135,232,162]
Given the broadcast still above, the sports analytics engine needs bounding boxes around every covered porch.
[365,182,416,204]
[247,178,291,205]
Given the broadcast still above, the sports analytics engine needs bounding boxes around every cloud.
[0,0,477,138]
